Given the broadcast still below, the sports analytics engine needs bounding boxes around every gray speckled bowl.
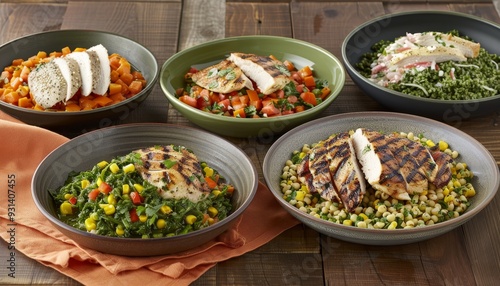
[0,30,158,128]
[160,35,345,138]
[263,112,499,245]
[32,123,258,256]
[342,11,500,122]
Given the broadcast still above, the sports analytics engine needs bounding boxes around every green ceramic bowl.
[160,36,345,138]
[0,30,158,128]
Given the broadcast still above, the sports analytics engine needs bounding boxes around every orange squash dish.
[0,45,146,112]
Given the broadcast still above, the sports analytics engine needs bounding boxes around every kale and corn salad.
[280,131,476,229]
[51,146,234,238]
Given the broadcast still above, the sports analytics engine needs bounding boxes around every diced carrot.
[116,59,131,76]
[303,75,316,88]
[20,65,30,82]
[12,59,23,66]
[18,86,29,97]
[73,47,86,52]
[247,90,260,102]
[132,71,144,80]
[233,108,246,118]
[128,80,143,95]
[295,105,306,112]
[109,92,126,103]
[110,70,120,83]
[65,102,81,112]
[1,70,11,81]
[18,97,32,108]
[80,98,97,110]
[115,79,129,95]
[230,96,246,111]
[249,99,262,111]
[9,77,22,90]
[36,51,47,59]
[320,87,331,100]
[299,66,313,78]
[93,95,113,107]
[61,46,71,55]
[33,104,45,111]
[283,60,295,72]
[109,54,121,70]
[205,176,218,189]
[3,91,19,104]
[49,51,62,58]
[300,92,317,106]
[22,60,34,68]
[120,72,134,85]
[109,83,122,95]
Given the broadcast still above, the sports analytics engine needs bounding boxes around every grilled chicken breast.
[87,44,111,95]
[351,128,410,201]
[67,50,103,96]
[390,46,467,68]
[133,145,210,203]
[191,59,253,93]
[28,61,67,109]
[404,139,439,183]
[429,146,453,188]
[385,134,429,194]
[298,132,366,212]
[413,32,480,58]
[53,57,82,101]
[228,52,290,95]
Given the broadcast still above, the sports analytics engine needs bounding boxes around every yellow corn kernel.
[60,202,73,215]
[85,218,96,231]
[96,177,103,187]
[208,207,218,217]
[64,193,73,200]
[109,163,120,174]
[107,193,116,205]
[185,215,197,225]
[203,166,214,177]
[99,204,116,215]
[300,185,308,193]
[359,213,369,221]
[295,191,305,201]
[156,219,166,229]
[207,218,215,225]
[373,199,380,208]
[211,190,221,197]
[453,180,461,188]
[139,214,147,222]
[122,184,130,194]
[97,160,108,168]
[444,195,454,203]
[343,220,353,226]
[438,140,449,151]
[133,183,144,193]
[442,188,450,196]
[81,179,90,189]
[123,163,135,173]
[465,188,476,197]
[116,225,124,236]
[161,205,172,214]
[387,221,398,230]
[420,190,428,196]
[425,140,435,148]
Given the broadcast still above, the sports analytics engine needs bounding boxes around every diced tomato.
[179,95,197,108]
[68,196,77,205]
[296,84,304,94]
[98,182,112,194]
[249,99,263,111]
[295,105,306,112]
[218,98,230,111]
[300,92,318,106]
[129,208,139,222]
[130,191,143,205]
[261,103,280,117]
[292,72,303,84]
[188,67,199,73]
[287,95,298,104]
[276,90,285,99]
[196,96,210,109]
[230,96,246,111]
[282,110,295,115]
[320,87,331,100]
[218,93,230,101]
[88,189,100,201]
[239,95,249,106]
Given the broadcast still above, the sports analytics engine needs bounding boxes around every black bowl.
[0,30,159,128]
[342,11,500,123]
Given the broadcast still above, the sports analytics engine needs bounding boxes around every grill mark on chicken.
[405,140,438,182]
[308,143,340,202]
[133,145,210,203]
[385,135,429,194]
[190,59,253,93]
[429,147,453,188]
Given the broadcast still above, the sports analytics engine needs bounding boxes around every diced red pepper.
[129,208,139,222]
[98,181,112,194]
[130,191,143,205]
[88,189,100,201]
[68,196,77,205]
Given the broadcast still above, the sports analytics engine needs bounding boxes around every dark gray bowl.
[32,123,258,256]
[342,11,500,122]
[263,112,499,245]
[0,30,158,128]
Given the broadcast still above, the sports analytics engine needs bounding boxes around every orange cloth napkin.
[0,112,300,285]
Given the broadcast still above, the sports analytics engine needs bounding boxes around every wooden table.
[1,0,500,285]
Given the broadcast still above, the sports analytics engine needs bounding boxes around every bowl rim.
[341,10,500,104]
[160,35,346,124]
[31,122,259,243]
[0,29,159,115]
[263,111,500,236]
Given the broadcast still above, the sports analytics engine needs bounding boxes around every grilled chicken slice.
[297,155,315,194]
[190,59,253,94]
[414,32,480,58]
[385,134,429,194]
[228,52,290,95]
[351,128,410,201]
[28,61,67,109]
[429,147,453,188]
[404,139,439,183]
[53,57,82,101]
[133,145,210,203]
[307,138,342,202]
[326,133,366,212]
[390,45,467,68]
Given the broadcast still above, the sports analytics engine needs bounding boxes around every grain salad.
[280,130,476,229]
